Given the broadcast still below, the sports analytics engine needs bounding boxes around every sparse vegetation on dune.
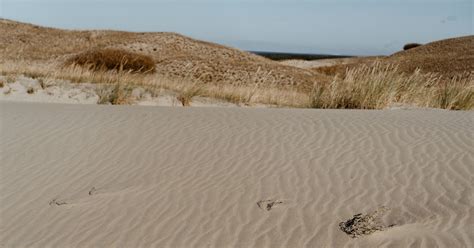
[2,61,472,110]
[390,36,474,78]
[312,36,474,80]
[0,19,321,88]
[95,83,134,105]
[1,20,473,110]
[176,83,203,106]
[310,63,473,110]
[0,61,310,107]
[65,48,156,73]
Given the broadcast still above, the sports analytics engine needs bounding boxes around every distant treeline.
[249,51,353,61]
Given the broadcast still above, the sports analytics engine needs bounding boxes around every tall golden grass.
[310,63,473,110]
[1,61,472,109]
[0,61,308,107]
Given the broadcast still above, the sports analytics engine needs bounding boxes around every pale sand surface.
[1,102,473,247]
[0,75,239,108]
[280,58,357,69]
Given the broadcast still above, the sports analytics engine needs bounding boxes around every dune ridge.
[301,35,474,79]
[1,102,473,247]
[0,19,322,88]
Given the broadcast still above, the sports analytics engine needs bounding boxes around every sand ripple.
[1,103,473,247]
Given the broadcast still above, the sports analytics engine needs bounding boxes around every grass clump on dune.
[310,62,474,110]
[95,83,134,105]
[65,48,156,73]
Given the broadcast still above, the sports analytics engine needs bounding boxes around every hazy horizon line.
[1,16,470,57]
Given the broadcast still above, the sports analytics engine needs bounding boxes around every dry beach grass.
[65,48,156,73]
[2,59,472,109]
[1,19,473,109]
[0,61,310,107]
[310,63,474,110]
[0,18,320,89]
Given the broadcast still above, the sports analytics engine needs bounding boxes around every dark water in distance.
[249,51,353,61]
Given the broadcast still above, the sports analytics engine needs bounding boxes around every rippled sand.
[1,102,472,247]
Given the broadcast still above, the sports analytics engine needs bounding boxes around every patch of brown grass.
[313,64,348,77]
[95,83,134,105]
[65,48,156,73]
[176,83,203,106]
[311,57,382,77]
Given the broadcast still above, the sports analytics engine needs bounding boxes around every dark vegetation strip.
[249,51,354,61]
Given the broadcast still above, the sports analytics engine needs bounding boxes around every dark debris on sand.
[339,206,393,238]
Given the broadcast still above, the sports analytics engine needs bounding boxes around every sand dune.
[1,102,472,247]
[302,36,474,79]
[388,36,474,78]
[0,19,322,88]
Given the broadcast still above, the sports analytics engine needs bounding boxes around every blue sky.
[1,0,472,55]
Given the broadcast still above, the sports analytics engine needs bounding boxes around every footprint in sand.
[49,198,67,206]
[49,186,98,207]
[88,187,98,196]
[257,199,284,211]
[49,186,132,207]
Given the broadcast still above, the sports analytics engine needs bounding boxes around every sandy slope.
[300,36,474,79]
[0,75,238,107]
[0,19,322,88]
[389,36,474,77]
[1,102,473,248]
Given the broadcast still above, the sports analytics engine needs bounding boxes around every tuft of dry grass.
[176,83,203,106]
[95,83,133,105]
[310,62,474,110]
[5,75,17,84]
[403,43,422,51]
[38,78,45,89]
[65,48,156,73]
